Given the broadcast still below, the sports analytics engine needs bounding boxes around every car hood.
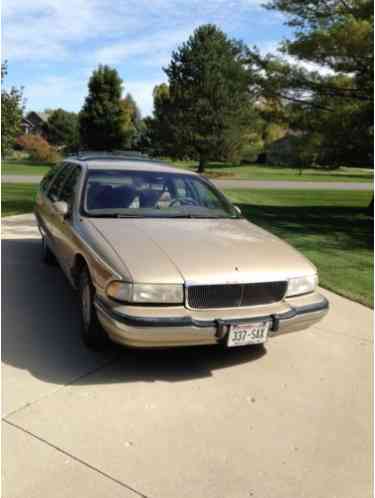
[87,218,316,285]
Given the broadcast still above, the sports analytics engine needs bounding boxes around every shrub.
[16,134,60,163]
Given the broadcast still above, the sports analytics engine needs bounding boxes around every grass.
[2,160,51,176]
[2,158,373,183]
[168,160,374,182]
[225,189,373,308]
[2,182,372,307]
[1,183,38,217]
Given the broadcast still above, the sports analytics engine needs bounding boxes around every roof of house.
[36,111,52,122]
[21,117,33,125]
[27,111,52,123]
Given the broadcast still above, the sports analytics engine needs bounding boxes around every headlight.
[286,274,318,297]
[106,281,184,304]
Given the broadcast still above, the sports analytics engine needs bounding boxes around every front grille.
[187,281,287,309]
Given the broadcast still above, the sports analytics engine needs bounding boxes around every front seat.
[139,189,162,208]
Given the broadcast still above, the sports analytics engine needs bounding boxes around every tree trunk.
[198,156,207,174]
[367,195,374,217]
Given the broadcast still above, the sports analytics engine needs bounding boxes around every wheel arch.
[71,253,90,289]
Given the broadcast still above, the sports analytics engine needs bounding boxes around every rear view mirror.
[54,201,69,217]
[234,205,242,215]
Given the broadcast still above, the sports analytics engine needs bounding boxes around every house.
[266,130,304,166]
[20,117,34,135]
[24,111,52,136]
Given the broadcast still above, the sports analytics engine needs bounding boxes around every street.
[2,174,373,191]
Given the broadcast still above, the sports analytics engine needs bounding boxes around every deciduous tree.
[1,61,24,157]
[246,0,373,167]
[120,93,143,148]
[47,108,79,151]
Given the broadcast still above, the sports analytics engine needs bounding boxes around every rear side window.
[47,164,73,202]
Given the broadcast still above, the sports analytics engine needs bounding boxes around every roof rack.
[67,150,149,161]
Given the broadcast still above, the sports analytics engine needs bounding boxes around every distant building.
[23,111,52,136]
[266,130,304,166]
[20,117,33,135]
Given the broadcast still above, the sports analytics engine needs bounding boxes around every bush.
[16,134,60,163]
[241,140,264,164]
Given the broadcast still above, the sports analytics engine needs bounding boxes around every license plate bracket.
[227,321,270,347]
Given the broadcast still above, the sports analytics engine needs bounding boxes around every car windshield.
[83,169,239,219]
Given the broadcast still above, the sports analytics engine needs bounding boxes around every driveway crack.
[3,418,151,498]
[3,354,120,420]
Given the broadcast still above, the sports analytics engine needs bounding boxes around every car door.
[50,164,82,275]
[35,162,65,235]
[43,163,73,259]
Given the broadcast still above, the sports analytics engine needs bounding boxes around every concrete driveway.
[2,174,373,190]
[2,214,373,498]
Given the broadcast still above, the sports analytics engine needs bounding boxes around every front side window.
[59,166,81,207]
[40,163,64,193]
[47,164,73,202]
[83,170,239,219]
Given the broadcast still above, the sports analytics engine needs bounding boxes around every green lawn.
[1,183,38,217]
[2,183,372,307]
[2,159,373,183]
[225,189,373,308]
[2,160,51,176]
[169,160,374,182]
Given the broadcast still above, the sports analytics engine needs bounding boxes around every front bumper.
[94,292,329,349]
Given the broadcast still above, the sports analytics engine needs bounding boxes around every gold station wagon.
[34,152,329,351]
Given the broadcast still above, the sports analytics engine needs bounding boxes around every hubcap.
[81,284,91,328]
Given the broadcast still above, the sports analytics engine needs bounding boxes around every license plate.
[227,321,270,347]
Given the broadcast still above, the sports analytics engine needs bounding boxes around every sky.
[2,0,292,117]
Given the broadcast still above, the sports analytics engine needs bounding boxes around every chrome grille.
[187,282,287,309]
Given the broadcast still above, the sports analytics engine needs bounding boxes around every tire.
[79,268,109,351]
[41,236,56,265]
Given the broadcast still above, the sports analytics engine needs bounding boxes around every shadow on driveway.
[2,237,265,387]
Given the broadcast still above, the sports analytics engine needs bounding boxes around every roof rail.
[66,150,149,161]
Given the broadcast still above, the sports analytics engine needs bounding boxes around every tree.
[246,0,373,167]
[164,24,251,172]
[16,134,59,163]
[120,93,143,148]
[1,61,24,157]
[141,84,177,156]
[79,65,127,150]
[46,108,79,151]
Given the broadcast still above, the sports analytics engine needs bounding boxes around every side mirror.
[234,205,242,215]
[54,201,69,218]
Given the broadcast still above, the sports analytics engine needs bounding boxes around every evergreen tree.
[79,65,127,150]
[165,24,251,172]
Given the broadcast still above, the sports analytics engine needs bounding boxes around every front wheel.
[79,268,109,351]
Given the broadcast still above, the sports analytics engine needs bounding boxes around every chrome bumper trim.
[95,295,329,331]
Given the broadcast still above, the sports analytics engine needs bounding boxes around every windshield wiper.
[116,214,144,218]
[88,213,238,219]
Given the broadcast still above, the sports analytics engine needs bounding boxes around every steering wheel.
[169,197,199,207]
